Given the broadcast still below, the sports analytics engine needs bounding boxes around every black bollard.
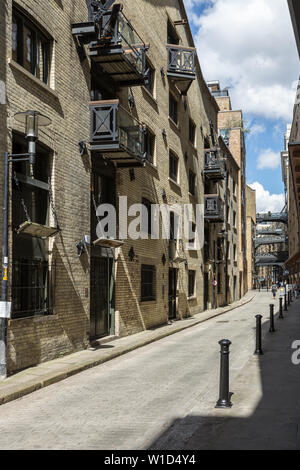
[288,291,290,306]
[279,297,284,319]
[216,339,232,409]
[284,293,288,311]
[254,315,264,355]
[291,290,293,302]
[269,304,275,333]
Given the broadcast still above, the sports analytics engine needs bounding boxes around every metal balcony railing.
[166,44,196,94]
[203,150,225,180]
[73,7,148,86]
[204,195,224,222]
[90,100,146,167]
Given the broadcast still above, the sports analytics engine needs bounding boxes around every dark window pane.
[188,270,195,297]
[144,129,155,163]
[189,119,196,145]
[169,93,178,124]
[169,152,178,182]
[189,170,195,195]
[145,59,155,94]
[141,265,156,301]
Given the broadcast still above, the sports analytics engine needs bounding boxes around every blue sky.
[184,0,299,212]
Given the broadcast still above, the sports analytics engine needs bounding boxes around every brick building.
[246,185,256,291]
[0,0,247,375]
[207,80,248,298]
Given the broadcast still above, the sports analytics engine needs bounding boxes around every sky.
[184,0,299,212]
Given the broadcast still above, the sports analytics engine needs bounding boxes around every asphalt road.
[0,292,276,450]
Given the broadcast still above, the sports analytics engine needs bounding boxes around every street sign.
[212,280,218,287]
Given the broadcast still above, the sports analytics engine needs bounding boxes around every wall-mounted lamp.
[160,67,165,79]
[129,246,135,262]
[78,140,88,156]
[162,189,167,200]
[76,235,90,257]
[162,128,167,140]
[128,95,135,109]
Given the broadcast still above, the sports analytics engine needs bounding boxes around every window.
[145,58,155,95]
[188,222,196,248]
[141,265,156,301]
[233,211,236,228]
[12,9,51,85]
[169,93,178,124]
[233,179,236,196]
[142,198,152,236]
[220,129,230,146]
[217,238,222,261]
[233,244,237,262]
[188,270,196,297]
[11,136,53,319]
[169,151,178,182]
[189,170,196,195]
[167,20,179,45]
[217,271,221,294]
[189,119,196,145]
[144,129,155,164]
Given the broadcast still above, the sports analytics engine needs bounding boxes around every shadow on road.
[149,298,300,450]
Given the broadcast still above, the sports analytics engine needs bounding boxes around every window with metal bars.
[11,136,53,318]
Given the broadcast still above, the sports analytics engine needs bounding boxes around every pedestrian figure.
[294,283,298,298]
[271,283,277,298]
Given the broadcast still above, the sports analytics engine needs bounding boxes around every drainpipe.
[224,163,229,306]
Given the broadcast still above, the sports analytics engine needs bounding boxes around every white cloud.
[249,123,266,137]
[248,182,285,213]
[185,0,298,120]
[257,148,280,170]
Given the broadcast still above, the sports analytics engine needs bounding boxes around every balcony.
[90,100,146,168]
[166,44,196,95]
[203,150,225,180]
[72,6,148,87]
[204,195,224,223]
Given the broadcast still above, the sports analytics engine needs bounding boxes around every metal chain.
[13,171,31,223]
[48,177,59,228]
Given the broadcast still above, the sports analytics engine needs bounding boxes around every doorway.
[168,268,177,320]
[90,254,114,339]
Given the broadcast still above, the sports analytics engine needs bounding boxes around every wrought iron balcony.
[90,100,146,168]
[203,150,225,180]
[256,212,288,223]
[72,6,148,86]
[166,44,196,95]
[256,229,285,236]
[204,195,224,223]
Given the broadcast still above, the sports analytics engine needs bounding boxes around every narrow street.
[0,291,298,450]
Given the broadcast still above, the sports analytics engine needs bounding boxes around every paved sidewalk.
[0,291,255,406]
[151,293,300,450]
